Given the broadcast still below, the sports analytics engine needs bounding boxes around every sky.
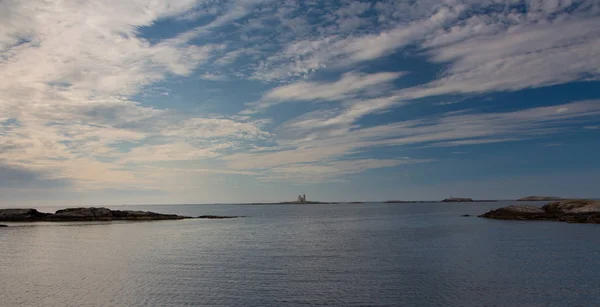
[1,0,599,206]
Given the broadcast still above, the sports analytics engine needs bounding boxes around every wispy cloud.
[1,0,599,196]
[257,158,432,182]
[248,0,600,94]
[0,0,269,190]
[200,73,230,81]
[224,100,600,181]
[245,71,405,113]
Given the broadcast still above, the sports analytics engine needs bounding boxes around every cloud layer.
[1,0,599,202]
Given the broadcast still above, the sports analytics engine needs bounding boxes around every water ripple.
[2,202,600,306]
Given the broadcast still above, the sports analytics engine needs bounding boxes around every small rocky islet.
[480,199,600,224]
[0,207,241,222]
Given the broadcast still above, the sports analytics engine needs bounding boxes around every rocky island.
[276,194,336,204]
[0,207,244,222]
[479,199,600,223]
[0,207,190,222]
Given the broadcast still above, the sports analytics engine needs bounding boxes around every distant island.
[0,208,240,223]
[479,199,600,224]
[278,201,337,204]
[385,200,431,203]
[441,197,474,202]
[517,196,565,201]
[385,198,498,203]
[277,194,337,204]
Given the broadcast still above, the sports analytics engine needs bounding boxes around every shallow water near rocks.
[1,202,599,306]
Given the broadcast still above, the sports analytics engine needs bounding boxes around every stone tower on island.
[297,194,306,203]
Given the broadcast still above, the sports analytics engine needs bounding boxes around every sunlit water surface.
[1,202,599,306]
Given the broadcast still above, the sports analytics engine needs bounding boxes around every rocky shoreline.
[0,207,242,222]
[479,199,600,224]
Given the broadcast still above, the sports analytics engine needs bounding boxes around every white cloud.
[214,49,246,66]
[412,17,600,97]
[246,71,405,112]
[160,117,272,139]
[366,100,600,148]
[224,100,600,181]
[122,143,224,163]
[200,73,230,81]
[250,0,600,96]
[258,158,431,182]
[251,2,465,81]
[2,0,599,192]
[0,0,271,189]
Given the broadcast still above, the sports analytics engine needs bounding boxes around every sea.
[1,201,599,307]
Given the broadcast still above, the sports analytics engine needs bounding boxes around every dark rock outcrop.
[480,200,600,223]
[0,224,7,227]
[479,205,547,220]
[442,197,474,202]
[0,207,190,222]
[517,196,564,201]
[461,214,472,217]
[46,207,189,221]
[542,199,600,214]
[197,215,242,219]
[0,209,51,221]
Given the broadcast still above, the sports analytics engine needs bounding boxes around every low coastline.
[516,196,565,201]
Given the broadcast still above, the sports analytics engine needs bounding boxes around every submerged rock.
[461,214,472,217]
[479,200,600,224]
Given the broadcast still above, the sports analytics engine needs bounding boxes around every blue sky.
[1,0,599,206]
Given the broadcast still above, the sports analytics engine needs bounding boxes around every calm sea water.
[1,202,600,307]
